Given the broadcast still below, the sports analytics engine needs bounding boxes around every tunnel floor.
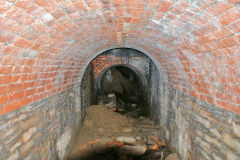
[67,105,175,160]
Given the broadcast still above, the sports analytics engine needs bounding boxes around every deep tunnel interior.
[72,48,170,159]
[97,65,147,115]
[0,1,239,160]
[80,48,162,118]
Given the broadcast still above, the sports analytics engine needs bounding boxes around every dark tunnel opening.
[79,48,163,119]
[96,65,148,117]
[67,48,173,160]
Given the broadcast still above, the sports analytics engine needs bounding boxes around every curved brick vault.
[0,0,240,160]
[0,0,239,114]
[91,49,152,81]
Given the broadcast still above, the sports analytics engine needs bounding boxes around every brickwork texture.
[0,0,239,159]
[0,0,239,114]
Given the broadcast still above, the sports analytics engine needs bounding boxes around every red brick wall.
[92,54,123,80]
[91,50,150,80]
[0,0,239,115]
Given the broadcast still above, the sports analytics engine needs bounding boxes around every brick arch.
[91,48,153,81]
[94,63,149,91]
[93,63,151,113]
[0,0,239,115]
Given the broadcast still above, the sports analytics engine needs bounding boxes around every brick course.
[91,49,150,80]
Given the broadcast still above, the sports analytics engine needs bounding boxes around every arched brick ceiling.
[0,0,239,115]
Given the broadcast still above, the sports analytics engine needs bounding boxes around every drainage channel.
[66,105,178,160]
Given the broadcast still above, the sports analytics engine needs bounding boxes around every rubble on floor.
[67,105,177,160]
[98,92,146,118]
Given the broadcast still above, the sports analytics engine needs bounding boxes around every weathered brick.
[0,31,14,43]
[15,0,39,14]
[206,1,234,16]
[199,108,218,123]
[199,150,211,160]
[229,20,240,32]
[8,140,22,152]
[209,128,221,140]
[0,1,11,14]
[9,91,25,101]
[227,151,239,160]
[6,7,35,25]
[12,113,27,124]
[40,139,50,155]
[23,127,37,142]
[2,130,20,145]
[218,7,240,26]
[0,1,239,160]
[1,127,17,140]
[233,122,240,138]
[13,37,34,49]
[196,115,210,128]
[217,36,238,49]
[0,95,9,104]
[91,50,150,80]
[5,101,22,114]
[223,133,240,152]
[204,134,221,148]
[20,140,34,156]
[157,0,172,13]
[7,150,19,160]
[18,116,38,131]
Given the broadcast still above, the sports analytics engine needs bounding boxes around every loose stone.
[116,136,136,145]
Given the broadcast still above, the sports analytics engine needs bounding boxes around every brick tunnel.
[0,0,239,159]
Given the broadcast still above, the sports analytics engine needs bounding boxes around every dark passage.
[69,49,177,160]
[96,65,147,117]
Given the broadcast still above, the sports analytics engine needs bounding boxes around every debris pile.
[99,93,145,118]
[97,66,146,116]
[67,105,179,160]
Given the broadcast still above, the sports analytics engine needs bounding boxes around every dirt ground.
[67,105,172,160]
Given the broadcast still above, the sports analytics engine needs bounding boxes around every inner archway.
[96,64,148,116]
[79,48,167,120]
[69,48,170,160]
